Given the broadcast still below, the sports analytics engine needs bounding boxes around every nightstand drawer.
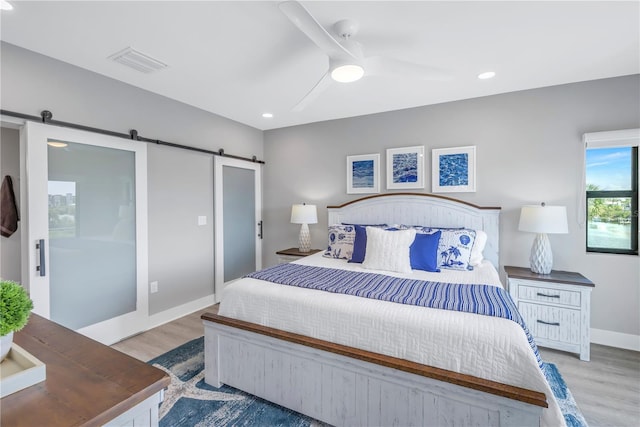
[516,282,581,307]
[519,302,581,345]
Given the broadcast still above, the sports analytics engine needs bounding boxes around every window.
[585,131,638,255]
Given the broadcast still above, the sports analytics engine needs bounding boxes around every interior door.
[25,121,148,345]
[214,156,262,298]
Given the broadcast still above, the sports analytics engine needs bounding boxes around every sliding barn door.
[214,156,262,299]
[25,121,148,344]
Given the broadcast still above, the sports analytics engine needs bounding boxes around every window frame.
[583,129,639,256]
[585,146,638,254]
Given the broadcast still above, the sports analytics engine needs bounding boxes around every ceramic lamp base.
[298,223,311,253]
[530,233,553,274]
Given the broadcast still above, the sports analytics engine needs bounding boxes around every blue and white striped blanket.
[247,263,542,366]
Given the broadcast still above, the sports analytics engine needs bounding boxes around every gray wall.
[0,42,263,315]
[263,75,640,338]
[3,40,638,341]
[0,127,21,282]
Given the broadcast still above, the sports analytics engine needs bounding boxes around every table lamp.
[290,203,317,252]
[518,203,568,274]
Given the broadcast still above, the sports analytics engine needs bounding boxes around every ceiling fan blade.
[279,1,357,60]
[292,71,333,112]
[364,56,453,81]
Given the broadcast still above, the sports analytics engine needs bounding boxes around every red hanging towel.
[1,175,20,238]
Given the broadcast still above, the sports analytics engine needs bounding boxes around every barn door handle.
[258,221,263,239]
[36,239,46,276]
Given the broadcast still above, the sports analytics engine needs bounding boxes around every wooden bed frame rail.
[202,311,546,427]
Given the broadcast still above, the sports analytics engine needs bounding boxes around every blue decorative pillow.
[323,225,356,259]
[349,225,368,263]
[409,231,441,272]
[436,229,477,271]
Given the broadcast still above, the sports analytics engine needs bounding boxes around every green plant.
[0,280,33,336]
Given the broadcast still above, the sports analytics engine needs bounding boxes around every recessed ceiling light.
[478,71,496,80]
[262,113,273,118]
[0,0,14,11]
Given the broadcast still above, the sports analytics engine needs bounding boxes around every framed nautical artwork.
[347,153,380,194]
[432,146,476,193]
[386,146,425,190]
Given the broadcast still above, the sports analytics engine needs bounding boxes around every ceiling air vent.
[108,47,168,74]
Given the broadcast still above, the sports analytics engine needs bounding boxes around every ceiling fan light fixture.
[330,64,364,83]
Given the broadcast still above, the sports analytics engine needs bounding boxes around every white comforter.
[219,253,564,427]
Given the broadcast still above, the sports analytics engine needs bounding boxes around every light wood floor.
[113,306,640,427]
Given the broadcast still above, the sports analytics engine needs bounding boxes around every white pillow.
[362,227,417,274]
[470,229,487,266]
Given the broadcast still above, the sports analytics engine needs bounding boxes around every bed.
[202,193,564,427]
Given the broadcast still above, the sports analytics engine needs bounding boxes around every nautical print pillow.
[323,224,356,260]
[436,229,477,271]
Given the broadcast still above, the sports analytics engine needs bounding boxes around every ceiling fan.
[279,0,453,112]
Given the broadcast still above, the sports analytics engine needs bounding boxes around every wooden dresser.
[1,314,170,426]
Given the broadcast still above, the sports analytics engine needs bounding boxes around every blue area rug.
[148,336,587,427]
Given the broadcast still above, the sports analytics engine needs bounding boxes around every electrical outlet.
[150,281,158,293]
[198,216,207,226]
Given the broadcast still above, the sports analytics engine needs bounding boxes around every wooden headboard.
[327,193,502,268]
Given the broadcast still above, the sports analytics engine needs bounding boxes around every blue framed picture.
[347,153,380,194]
[386,146,425,189]
[432,146,476,193]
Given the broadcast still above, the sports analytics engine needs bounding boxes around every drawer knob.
[536,292,560,298]
[537,319,560,326]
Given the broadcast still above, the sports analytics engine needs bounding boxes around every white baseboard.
[147,294,216,331]
[591,328,640,352]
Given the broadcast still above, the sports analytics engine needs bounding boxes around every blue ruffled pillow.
[409,231,441,272]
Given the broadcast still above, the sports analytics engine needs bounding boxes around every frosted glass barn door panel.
[223,166,256,281]
[25,122,148,345]
[214,156,261,298]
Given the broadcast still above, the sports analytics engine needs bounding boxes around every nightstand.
[504,266,594,361]
[276,247,322,264]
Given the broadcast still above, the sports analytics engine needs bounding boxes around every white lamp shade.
[290,204,318,224]
[518,205,568,234]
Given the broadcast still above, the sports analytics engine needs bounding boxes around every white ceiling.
[1,1,638,131]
